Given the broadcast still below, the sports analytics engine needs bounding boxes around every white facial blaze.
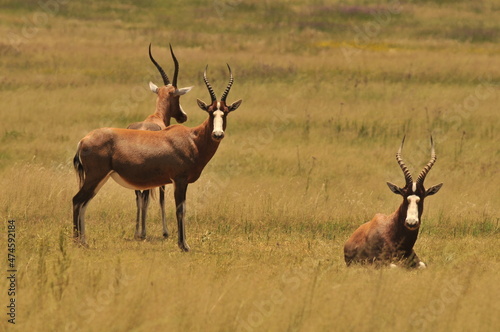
[406,195,420,228]
[212,109,224,138]
[412,182,417,192]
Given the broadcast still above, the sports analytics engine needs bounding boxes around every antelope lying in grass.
[344,137,443,268]
[127,43,192,240]
[72,65,242,251]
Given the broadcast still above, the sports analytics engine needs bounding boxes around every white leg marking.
[160,187,168,237]
[79,204,88,242]
[135,193,144,239]
[418,261,427,269]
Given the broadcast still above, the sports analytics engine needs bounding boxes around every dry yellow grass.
[0,1,499,331]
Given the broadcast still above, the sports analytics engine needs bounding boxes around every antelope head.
[386,136,443,231]
[148,43,192,123]
[196,64,242,142]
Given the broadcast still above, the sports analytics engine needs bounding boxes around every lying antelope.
[127,43,192,240]
[344,137,443,268]
[72,65,242,251]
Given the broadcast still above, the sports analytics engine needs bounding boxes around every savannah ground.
[0,0,499,331]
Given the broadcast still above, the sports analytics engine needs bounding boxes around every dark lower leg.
[174,182,189,252]
[140,190,150,239]
[160,186,168,238]
[134,190,143,239]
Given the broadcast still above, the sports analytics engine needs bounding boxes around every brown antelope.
[127,43,192,240]
[72,65,242,251]
[344,137,443,268]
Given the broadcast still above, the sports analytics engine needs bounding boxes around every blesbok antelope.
[127,43,192,240]
[344,137,443,268]
[72,64,242,251]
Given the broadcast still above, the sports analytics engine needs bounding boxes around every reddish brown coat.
[72,66,242,252]
[344,137,442,268]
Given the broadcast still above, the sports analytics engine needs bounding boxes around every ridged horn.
[169,44,179,87]
[396,136,413,187]
[149,43,170,85]
[416,136,437,185]
[220,64,234,103]
[203,65,217,103]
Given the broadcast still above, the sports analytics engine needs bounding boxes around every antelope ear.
[228,99,242,112]
[174,86,193,96]
[149,82,159,94]
[426,183,443,196]
[197,98,209,111]
[387,182,404,196]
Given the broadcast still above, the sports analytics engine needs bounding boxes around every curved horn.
[220,64,234,103]
[149,43,170,85]
[203,65,217,103]
[169,44,179,87]
[416,136,437,185]
[396,136,413,187]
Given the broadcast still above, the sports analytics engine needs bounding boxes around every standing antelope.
[344,137,443,268]
[72,65,242,251]
[127,43,192,240]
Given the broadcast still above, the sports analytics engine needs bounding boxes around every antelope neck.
[392,203,419,246]
[154,96,172,127]
[192,116,221,157]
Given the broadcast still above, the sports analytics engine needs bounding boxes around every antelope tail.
[73,142,85,189]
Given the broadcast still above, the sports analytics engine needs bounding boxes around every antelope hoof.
[178,241,190,252]
[417,261,427,269]
[74,238,89,248]
[163,232,169,239]
[389,263,398,269]
[134,233,146,240]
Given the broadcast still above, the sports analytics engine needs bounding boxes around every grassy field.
[1,0,499,331]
